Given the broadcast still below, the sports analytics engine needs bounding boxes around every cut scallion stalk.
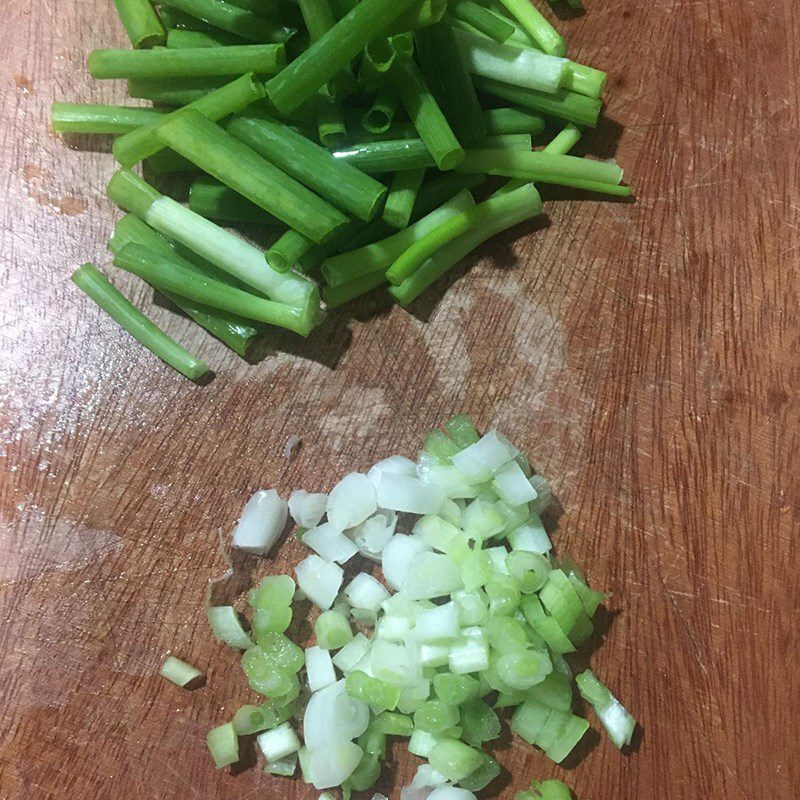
[206,723,239,768]
[227,111,388,221]
[114,0,167,49]
[575,669,636,749]
[153,109,350,243]
[70,262,209,380]
[88,43,285,79]
[389,54,465,170]
[265,0,420,114]
[50,102,168,135]
[163,0,296,43]
[495,0,566,56]
[114,72,265,168]
[388,182,542,306]
[166,27,246,48]
[188,176,281,225]
[383,168,426,229]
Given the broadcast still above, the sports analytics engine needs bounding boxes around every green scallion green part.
[515,778,574,800]
[415,17,488,145]
[361,85,399,134]
[88,42,285,79]
[388,0,447,33]
[114,0,167,49]
[126,76,228,105]
[266,230,315,273]
[495,0,566,56]
[71,262,209,380]
[333,138,436,173]
[114,243,314,336]
[166,27,246,47]
[298,0,337,40]
[373,710,414,736]
[227,111,387,221]
[460,752,501,792]
[50,102,168,135]
[494,121,582,195]
[153,108,349,243]
[346,670,402,712]
[313,610,354,649]
[450,0,514,42]
[206,722,239,768]
[163,0,296,43]
[444,413,480,446]
[189,176,281,225]
[483,106,546,135]
[428,737,484,782]
[388,182,541,306]
[562,61,607,98]
[323,188,475,287]
[160,655,203,686]
[575,669,636,749]
[389,54,465,170]
[232,704,273,735]
[114,72,265,168]
[265,0,419,114]
[109,214,262,356]
[458,148,624,193]
[383,168,426,228]
[321,271,386,308]
[474,75,601,127]
[316,89,349,148]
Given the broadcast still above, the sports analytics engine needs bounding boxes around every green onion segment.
[57,0,631,379]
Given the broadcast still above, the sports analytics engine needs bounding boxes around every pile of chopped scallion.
[161,416,636,799]
[56,0,630,380]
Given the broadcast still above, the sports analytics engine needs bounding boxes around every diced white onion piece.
[419,643,451,667]
[207,606,253,650]
[307,741,363,789]
[371,640,420,686]
[350,513,397,561]
[411,602,460,643]
[257,722,300,762]
[420,464,480,499]
[376,472,446,515]
[326,473,377,531]
[295,555,344,610]
[491,461,538,506]
[304,679,369,749]
[345,572,391,612]
[402,552,464,599]
[332,633,371,673]
[231,489,288,555]
[289,490,328,529]
[438,498,464,528]
[401,786,435,800]
[427,787,477,800]
[305,646,337,692]
[411,765,450,789]
[486,546,511,575]
[453,590,489,626]
[451,429,518,483]
[368,455,418,489]
[449,629,489,674]
[508,515,552,554]
[376,614,413,642]
[382,535,431,591]
[408,728,438,758]
[303,522,359,564]
[462,499,506,539]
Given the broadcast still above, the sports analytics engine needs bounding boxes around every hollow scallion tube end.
[113,0,167,50]
[107,169,161,218]
[71,263,209,380]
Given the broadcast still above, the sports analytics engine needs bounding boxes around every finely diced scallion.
[160,655,203,687]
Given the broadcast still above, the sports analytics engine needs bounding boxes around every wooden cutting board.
[1,1,797,799]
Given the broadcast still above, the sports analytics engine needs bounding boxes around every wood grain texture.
[1,1,798,798]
